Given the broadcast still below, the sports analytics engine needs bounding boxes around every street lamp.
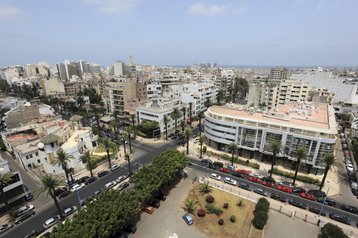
[76,189,83,208]
[318,181,330,217]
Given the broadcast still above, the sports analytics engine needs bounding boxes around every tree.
[292,147,308,186]
[139,120,160,138]
[125,153,132,177]
[80,151,95,177]
[95,114,101,136]
[217,89,224,105]
[319,223,348,238]
[269,141,282,178]
[76,96,85,108]
[182,106,186,123]
[39,175,65,219]
[228,143,238,166]
[0,173,13,211]
[198,111,204,137]
[54,149,74,190]
[103,138,112,169]
[199,135,205,159]
[180,121,186,134]
[189,102,193,127]
[184,199,197,214]
[163,115,170,140]
[184,127,191,155]
[124,127,133,154]
[130,114,136,138]
[204,98,211,109]
[170,108,182,136]
[319,154,336,191]
[67,167,75,183]
[200,181,212,193]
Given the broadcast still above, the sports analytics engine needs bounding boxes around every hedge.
[219,154,260,169]
[252,198,270,230]
[270,168,320,185]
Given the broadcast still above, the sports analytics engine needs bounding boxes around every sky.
[0,0,357,67]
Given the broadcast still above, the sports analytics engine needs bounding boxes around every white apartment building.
[181,83,217,116]
[277,79,310,105]
[146,81,162,100]
[247,83,278,109]
[204,102,337,174]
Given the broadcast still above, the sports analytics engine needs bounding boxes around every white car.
[105,181,117,189]
[116,175,127,183]
[43,215,61,229]
[224,177,237,186]
[70,183,85,192]
[62,206,77,217]
[110,164,120,172]
[15,204,34,217]
[210,173,221,181]
[347,164,354,172]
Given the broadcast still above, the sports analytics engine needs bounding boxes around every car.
[70,183,85,192]
[309,207,326,216]
[231,171,244,178]
[239,182,252,191]
[201,159,213,167]
[329,213,351,225]
[116,175,127,183]
[143,206,154,214]
[93,189,103,197]
[118,182,130,191]
[224,177,237,186]
[0,224,13,235]
[219,167,230,173]
[58,190,71,199]
[154,192,166,201]
[270,193,286,203]
[148,199,160,208]
[254,188,268,197]
[351,182,358,190]
[341,205,358,214]
[54,188,66,197]
[347,164,354,172]
[23,227,45,238]
[262,180,275,188]
[249,176,261,184]
[300,192,316,201]
[98,170,110,178]
[14,210,35,224]
[262,176,276,183]
[236,169,251,175]
[316,197,336,207]
[352,188,358,196]
[110,164,120,172]
[105,181,117,189]
[24,193,34,201]
[78,176,90,184]
[276,185,293,193]
[278,181,293,187]
[15,204,35,217]
[122,224,137,234]
[43,215,61,229]
[213,161,224,169]
[62,206,77,217]
[84,176,97,185]
[182,214,194,225]
[210,173,221,181]
[308,190,326,198]
[288,199,306,209]
[227,165,236,171]
[292,187,306,193]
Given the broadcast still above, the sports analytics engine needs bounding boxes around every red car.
[236,169,251,175]
[262,181,275,188]
[300,192,315,201]
[277,185,293,193]
[220,168,230,174]
[249,176,261,184]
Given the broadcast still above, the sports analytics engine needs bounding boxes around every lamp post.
[318,182,330,217]
[76,189,82,208]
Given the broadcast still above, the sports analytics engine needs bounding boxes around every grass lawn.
[185,183,263,238]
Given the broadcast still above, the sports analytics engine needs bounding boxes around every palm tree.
[319,153,336,191]
[95,114,101,136]
[228,143,238,166]
[170,108,182,136]
[125,153,132,176]
[184,127,191,155]
[200,181,212,193]
[292,147,308,186]
[80,151,95,177]
[269,141,282,178]
[130,114,136,138]
[121,133,127,155]
[184,199,197,214]
[67,167,75,183]
[163,115,170,140]
[199,135,205,159]
[189,102,193,127]
[39,175,65,219]
[54,149,74,190]
[182,107,186,123]
[217,89,224,105]
[180,121,186,134]
[103,138,112,169]
[198,111,204,137]
[124,127,133,154]
[0,173,13,211]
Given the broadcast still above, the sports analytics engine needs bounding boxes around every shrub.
[319,223,349,238]
[230,215,236,223]
[223,203,229,209]
[218,219,224,225]
[206,204,223,216]
[254,198,270,215]
[206,195,215,203]
[252,210,268,230]
[197,208,206,217]
[271,168,320,185]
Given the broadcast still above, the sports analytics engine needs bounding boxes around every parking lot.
[132,178,208,238]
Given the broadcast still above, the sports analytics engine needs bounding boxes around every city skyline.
[0,0,357,67]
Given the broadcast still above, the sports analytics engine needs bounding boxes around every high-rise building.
[269,67,288,81]
[113,61,125,77]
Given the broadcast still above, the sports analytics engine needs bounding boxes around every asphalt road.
[2,140,175,238]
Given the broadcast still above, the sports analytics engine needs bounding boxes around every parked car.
[118,182,130,191]
[105,181,117,189]
[219,167,230,174]
[236,169,251,176]
[54,188,66,197]
[98,170,110,178]
[93,189,103,197]
[329,213,351,225]
[309,207,326,216]
[279,181,293,187]
[58,190,71,199]
[213,161,224,168]
[270,193,286,203]
[239,182,252,191]
[182,214,194,225]
[307,190,326,197]
[288,199,306,209]
[110,164,120,172]
[24,193,33,201]
[70,183,85,192]
[122,224,137,234]
[254,188,268,197]
[62,206,77,217]
[352,188,358,196]
[351,182,358,190]
[292,187,306,193]
[148,199,160,208]
[154,192,166,201]
[316,197,336,207]
[231,171,244,178]
[347,164,354,173]
[224,177,237,186]
[14,211,35,224]
[15,204,35,217]
[210,173,221,181]
[276,185,293,193]
[85,176,97,185]
[116,175,127,183]
[249,176,261,184]
[43,215,61,229]
[300,192,316,201]
[227,165,236,171]
[143,206,154,214]
[0,224,13,235]
[341,205,358,215]
[23,227,45,238]
[262,180,275,188]
[78,176,90,184]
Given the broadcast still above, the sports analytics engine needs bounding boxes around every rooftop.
[14,139,41,154]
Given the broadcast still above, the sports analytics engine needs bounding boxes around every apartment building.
[247,83,278,109]
[40,77,65,96]
[269,67,288,81]
[204,102,337,174]
[277,79,310,105]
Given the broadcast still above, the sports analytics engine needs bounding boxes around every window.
[26,155,29,160]
[35,152,39,156]
[37,159,41,163]
[29,154,33,158]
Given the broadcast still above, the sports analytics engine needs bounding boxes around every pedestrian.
[317,219,321,226]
